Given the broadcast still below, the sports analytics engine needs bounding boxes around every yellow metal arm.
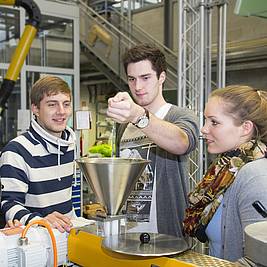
[6,25,37,81]
[0,0,41,115]
[0,0,16,5]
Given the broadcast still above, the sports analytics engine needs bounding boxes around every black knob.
[140,232,150,244]
[252,201,267,218]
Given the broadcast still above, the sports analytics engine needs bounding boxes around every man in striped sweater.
[0,76,76,232]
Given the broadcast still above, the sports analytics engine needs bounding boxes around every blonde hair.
[210,85,267,144]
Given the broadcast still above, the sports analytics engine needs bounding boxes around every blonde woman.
[184,85,267,261]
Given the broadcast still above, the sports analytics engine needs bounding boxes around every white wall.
[80,84,96,154]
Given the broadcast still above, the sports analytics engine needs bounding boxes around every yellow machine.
[68,228,196,267]
[88,24,113,57]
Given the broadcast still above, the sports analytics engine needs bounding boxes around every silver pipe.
[203,0,212,171]
[177,0,183,106]
[205,0,212,98]
[221,2,227,87]
[198,0,205,180]
[217,2,227,88]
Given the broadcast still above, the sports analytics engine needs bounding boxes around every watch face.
[137,116,149,128]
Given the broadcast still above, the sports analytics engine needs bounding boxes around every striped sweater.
[0,119,76,225]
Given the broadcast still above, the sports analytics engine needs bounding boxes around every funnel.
[77,157,150,215]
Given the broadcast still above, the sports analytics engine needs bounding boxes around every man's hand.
[5,219,22,228]
[107,92,145,124]
[44,211,73,233]
[1,219,23,235]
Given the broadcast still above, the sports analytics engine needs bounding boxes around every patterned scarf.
[183,140,267,242]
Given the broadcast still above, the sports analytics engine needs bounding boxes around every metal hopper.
[76,157,150,216]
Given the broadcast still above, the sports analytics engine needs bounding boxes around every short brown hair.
[31,76,71,108]
[210,85,267,143]
[123,43,167,79]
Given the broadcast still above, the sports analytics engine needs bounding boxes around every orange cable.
[21,220,58,267]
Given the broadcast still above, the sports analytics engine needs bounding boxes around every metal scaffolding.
[178,0,227,189]
[177,0,227,253]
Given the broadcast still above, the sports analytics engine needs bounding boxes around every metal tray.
[102,233,190,257]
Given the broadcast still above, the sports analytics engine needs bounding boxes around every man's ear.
[242,120,254,136]
[31,104,39,116]
[159,71,166,85]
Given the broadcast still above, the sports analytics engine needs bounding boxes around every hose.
[21,220,58,267]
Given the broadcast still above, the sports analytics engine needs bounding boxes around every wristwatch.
[132,108,150,129]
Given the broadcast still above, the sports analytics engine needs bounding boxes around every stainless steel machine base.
[102,233,190,257]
